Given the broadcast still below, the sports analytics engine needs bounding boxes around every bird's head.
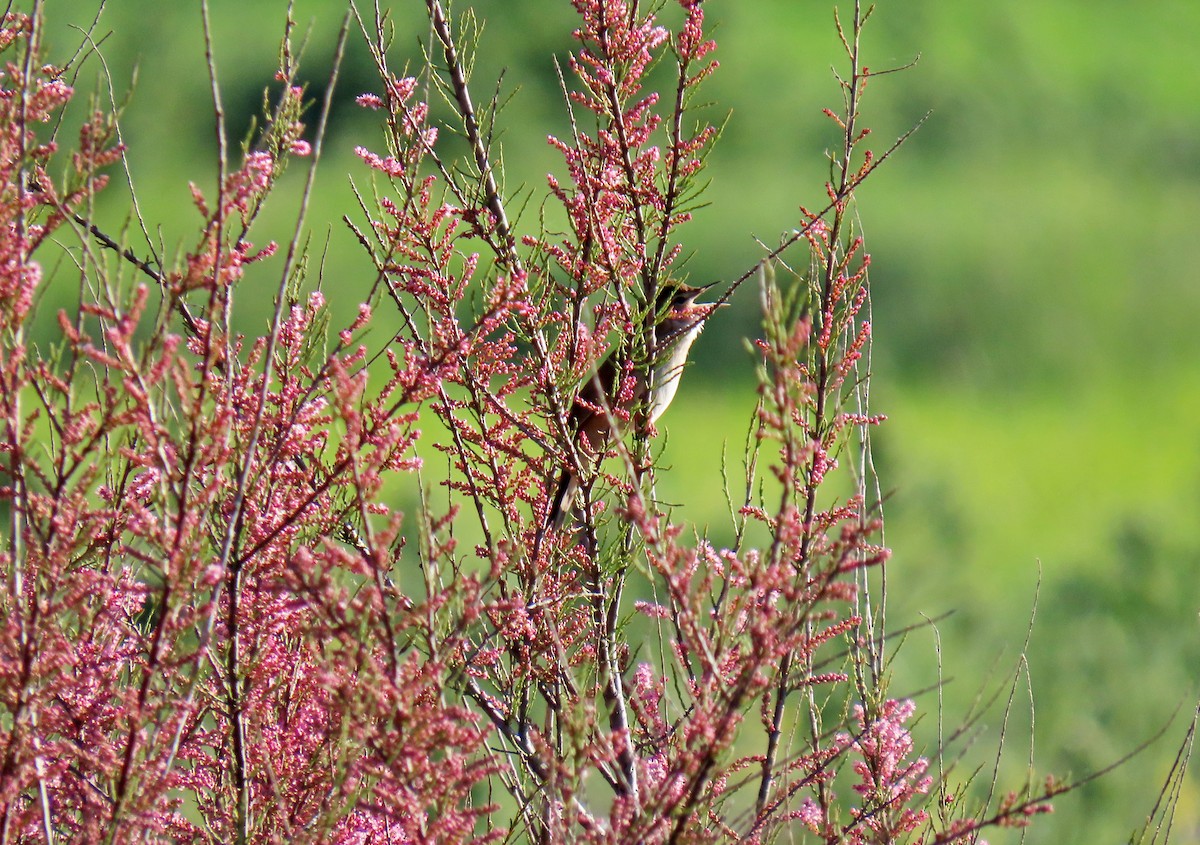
[655,281,725,342]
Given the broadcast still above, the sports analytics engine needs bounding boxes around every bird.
[546,281,724,529]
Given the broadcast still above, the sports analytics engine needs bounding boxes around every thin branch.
[426,0,520,275]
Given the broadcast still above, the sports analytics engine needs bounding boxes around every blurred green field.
[29,0,1200,841]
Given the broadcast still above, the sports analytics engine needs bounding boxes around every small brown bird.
[547,282,723,528]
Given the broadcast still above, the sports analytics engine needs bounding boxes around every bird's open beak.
[698,282,730,307]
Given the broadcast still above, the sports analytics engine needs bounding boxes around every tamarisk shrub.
[0,2,1064,843]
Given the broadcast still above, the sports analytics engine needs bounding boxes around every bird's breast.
[647,326,703,425]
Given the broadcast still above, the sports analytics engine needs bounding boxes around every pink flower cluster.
[0,3,1062,842]
[842,699,934,842]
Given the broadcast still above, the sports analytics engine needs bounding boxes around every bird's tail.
[547,470,579,529]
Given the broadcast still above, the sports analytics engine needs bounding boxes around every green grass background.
[30,0,1200,841]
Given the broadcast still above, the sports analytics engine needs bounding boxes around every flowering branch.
[0,2,1083,843]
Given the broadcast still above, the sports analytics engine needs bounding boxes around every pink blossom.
[355,145,406,177]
